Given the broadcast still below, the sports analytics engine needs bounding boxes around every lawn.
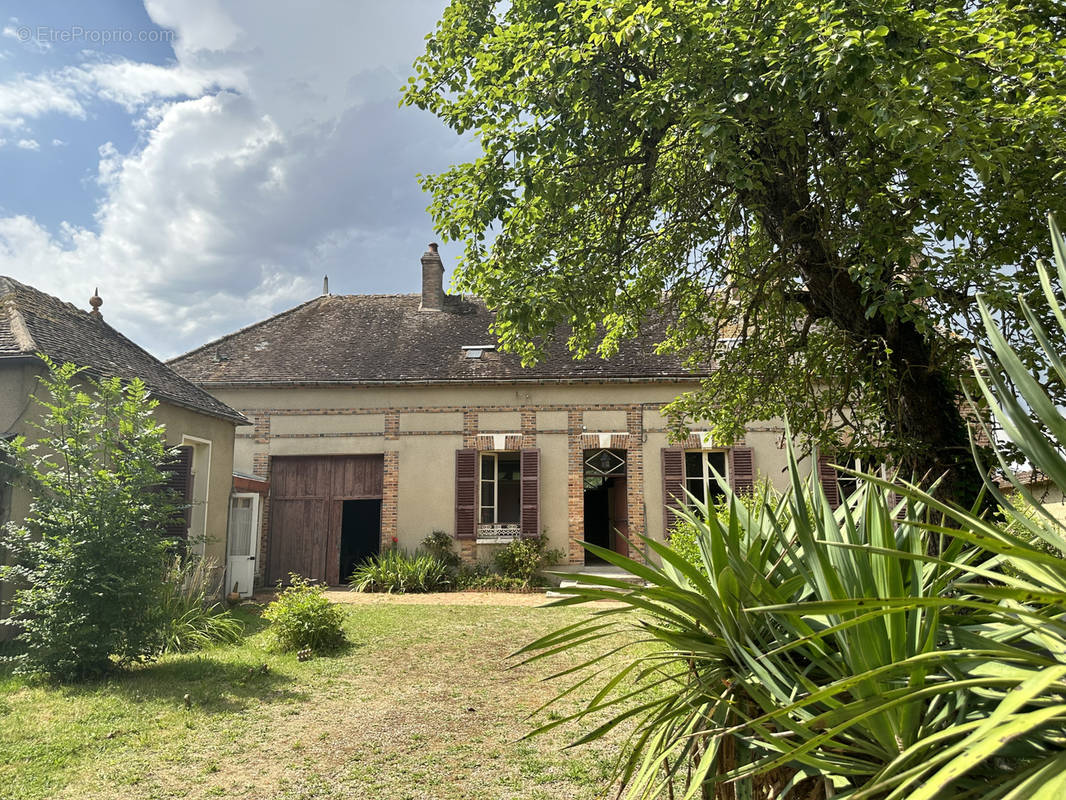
[0,595,630,800]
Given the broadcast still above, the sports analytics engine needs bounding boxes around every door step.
[545,575,646,598]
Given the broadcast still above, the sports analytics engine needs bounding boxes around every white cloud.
[0,0,475,358]
[51,138,65,146]
[15,137,38,150]
[0,59,243,132]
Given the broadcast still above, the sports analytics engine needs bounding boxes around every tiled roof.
[0,276,247,425]
[168,293,695,385]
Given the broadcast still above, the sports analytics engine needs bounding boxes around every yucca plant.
[520,216,1066,799]
[522,456,1006,799]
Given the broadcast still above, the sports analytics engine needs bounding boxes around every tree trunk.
[749,146,986,507]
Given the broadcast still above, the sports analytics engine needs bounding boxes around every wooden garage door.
[268,455,383,585]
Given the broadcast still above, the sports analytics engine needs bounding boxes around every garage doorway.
[268,455,383,585]
[339,499,381,583]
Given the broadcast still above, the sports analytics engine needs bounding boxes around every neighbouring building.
[0,277,249,624]
[168,244,822,587]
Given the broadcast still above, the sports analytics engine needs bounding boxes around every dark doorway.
[339,499,381,583]
[582,448,629,565]
[584,481,611,561]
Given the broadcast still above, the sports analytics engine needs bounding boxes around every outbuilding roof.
[168,293,694,385]
[0,276,248,425]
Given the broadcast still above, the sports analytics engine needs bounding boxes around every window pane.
[498,482,521,523]
[480,484,494,506]
[686,477,705,505]
[480,508,494,524]
[228,499,252,556]
[498,453,521,481]
[707,452,727,503]
[480,455,494,480]
[497,453,521,523]
[684,451,703,479]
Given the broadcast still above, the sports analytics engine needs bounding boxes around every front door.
[226,493,261,597]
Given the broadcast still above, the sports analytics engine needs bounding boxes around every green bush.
[0,359,176,681]
[349,550,452,593]
[420,530,461,569]
[262,574,347,653]
[158,556,243,654]
[493,536,562,586]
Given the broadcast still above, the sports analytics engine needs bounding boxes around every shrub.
[493,535,562,586]
[262,574,347,653]
[349,550,452,593]
[0,359,176,681]
[158,556,243,654]
[455,570,533,592]
[420,530,460,569]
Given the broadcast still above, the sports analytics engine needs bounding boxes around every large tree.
[405,0,1066,502]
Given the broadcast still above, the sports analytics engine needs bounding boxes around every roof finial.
[322,275,329,296]
[89,288,103,317]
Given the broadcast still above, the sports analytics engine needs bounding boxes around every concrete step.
[545,575,646,598]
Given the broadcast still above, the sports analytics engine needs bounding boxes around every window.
[684,450,729,508]
[583,448,626,490]
[480,452,521,525]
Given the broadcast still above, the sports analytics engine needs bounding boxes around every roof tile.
[168,293,692,384]
[0,276,247,425]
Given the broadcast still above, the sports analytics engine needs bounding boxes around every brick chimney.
[419,242,445,311]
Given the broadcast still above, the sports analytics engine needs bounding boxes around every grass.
[0,600,626,800]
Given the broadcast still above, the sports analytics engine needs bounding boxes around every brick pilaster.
[255,455,272,585]
[381,451,399,548]
[521,409,536,449]
[626,405,647,559]
[251,415,271,584]
[567,409,584,564]
[384,411,400,441]
[462,410,478,448]
[253,413,270,444]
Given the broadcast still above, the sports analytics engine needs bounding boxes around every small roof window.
[462,344,496,360]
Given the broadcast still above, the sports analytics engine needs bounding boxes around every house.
[0,277,249,622]
[168,244,820,586]
[997,470,1066,525]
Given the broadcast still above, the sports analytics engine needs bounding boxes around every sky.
[0,0,476,359]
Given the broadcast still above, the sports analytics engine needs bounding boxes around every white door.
[226,493,261,598]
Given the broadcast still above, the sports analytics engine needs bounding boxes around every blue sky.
[0,0,474,358]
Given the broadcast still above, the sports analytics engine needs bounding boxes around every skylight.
[462,344,496,360]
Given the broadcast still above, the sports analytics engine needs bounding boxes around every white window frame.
[179,434,212,558]
[478,451,521,541]
[684,450,729,508]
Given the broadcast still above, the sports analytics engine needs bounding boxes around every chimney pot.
[420,242,445,311]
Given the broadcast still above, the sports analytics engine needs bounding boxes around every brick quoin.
[626,405,647,561]
[567,409,585,564]
[381,451,399,549]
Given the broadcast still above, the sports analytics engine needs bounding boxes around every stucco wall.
[152,403,237,590]
[209,381,812,574]
[1,360,237,628]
